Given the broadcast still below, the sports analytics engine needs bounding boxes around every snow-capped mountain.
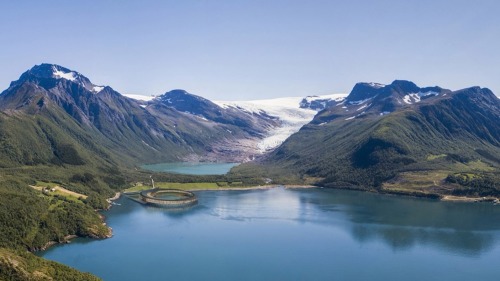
[1,64,499,196]
[8,64,106,94]
[125,93,348,153]
[264,80,500,191]
[312,80,452,124]
[1,64,286,164]
[299,93,346,111]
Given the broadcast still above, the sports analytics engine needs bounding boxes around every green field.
[124,181,246,192]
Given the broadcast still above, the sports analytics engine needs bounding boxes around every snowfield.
[215,94,346,152]
[125,93,347,153]
[123,94,157,101]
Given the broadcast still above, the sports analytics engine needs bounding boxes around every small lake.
[141,162,239,175]
[40,188,500,281]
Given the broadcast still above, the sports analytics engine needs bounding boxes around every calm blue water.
[141,162,239,175]
[40,188,500,281]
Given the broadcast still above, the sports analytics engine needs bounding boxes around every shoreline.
[37,194,120,253]
[125,184,499,204]
[185,184,317,192]
[38,184,498,253]
[441,195,499,203]
[107,192,121,203]
[38,234,78,252]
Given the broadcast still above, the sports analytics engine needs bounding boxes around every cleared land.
[31,182,88,199]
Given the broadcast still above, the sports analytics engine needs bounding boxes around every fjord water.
[40,188,500,281]
[141,162,239,175]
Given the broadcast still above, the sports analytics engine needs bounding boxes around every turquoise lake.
[40,187,500,281]
[140,162,239,175]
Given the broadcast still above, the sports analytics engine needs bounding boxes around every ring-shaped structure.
[140,188,198,207]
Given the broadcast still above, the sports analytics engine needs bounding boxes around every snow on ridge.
[50,65,104,94]
[419,91,439,97]
[357,103,370,111]
[403,91,439,104]
[52,66,76,81]
[403,94,414,104]
[348,97,373,105]
[123,94,157,101]
[368,82,385,88]
[303,93,347,103]
[92,86,104,93]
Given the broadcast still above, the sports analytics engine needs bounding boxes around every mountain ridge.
[1,64,344,167]
[234,80,500,197]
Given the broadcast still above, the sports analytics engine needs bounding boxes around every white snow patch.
[357,103,370,111]
[92,86,104,93]
[403,94,413,104]
[345,116,355,120]
[52,66,76,81]
[348,97,373,105]
[123,94,157,101]
[403,91,439,104]
[139,104,147,108]
[420,91,439,97]
[379,111,391,116]
[356,111,366,118]
[368,82,385,88]
[303,93,346,103]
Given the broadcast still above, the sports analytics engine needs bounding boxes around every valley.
[0,64,499,280]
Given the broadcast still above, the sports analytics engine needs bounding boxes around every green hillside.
[235,84,500,197]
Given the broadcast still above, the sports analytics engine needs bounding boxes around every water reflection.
[41,187,500,281]
[121,188,500,256]
[294,188,500,256]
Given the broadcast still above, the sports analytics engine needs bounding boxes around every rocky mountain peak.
[10,63,105,94]
[299,94,346,111]
[155,89,220,113]
[388,80,420,93]
[346,82,384,104]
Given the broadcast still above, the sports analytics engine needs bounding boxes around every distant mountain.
[1,64,340,170]
[6,64,497,197]
[151,89,278,137]
[126,92,347,154]
[0,63,195,169]
[246,80,500,196]
[311,80,451,124]
[213,95,348,152]
[299,93,346,111]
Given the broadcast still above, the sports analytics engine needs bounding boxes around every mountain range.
[1,64,499,195]
[0,66,498,192]
[1,63,499,279]
[246,80,500,196]
[0,64,322,169]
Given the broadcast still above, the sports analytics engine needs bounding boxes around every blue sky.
[1,0,499,100]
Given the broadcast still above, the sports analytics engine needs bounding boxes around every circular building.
[139,188,198,208]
